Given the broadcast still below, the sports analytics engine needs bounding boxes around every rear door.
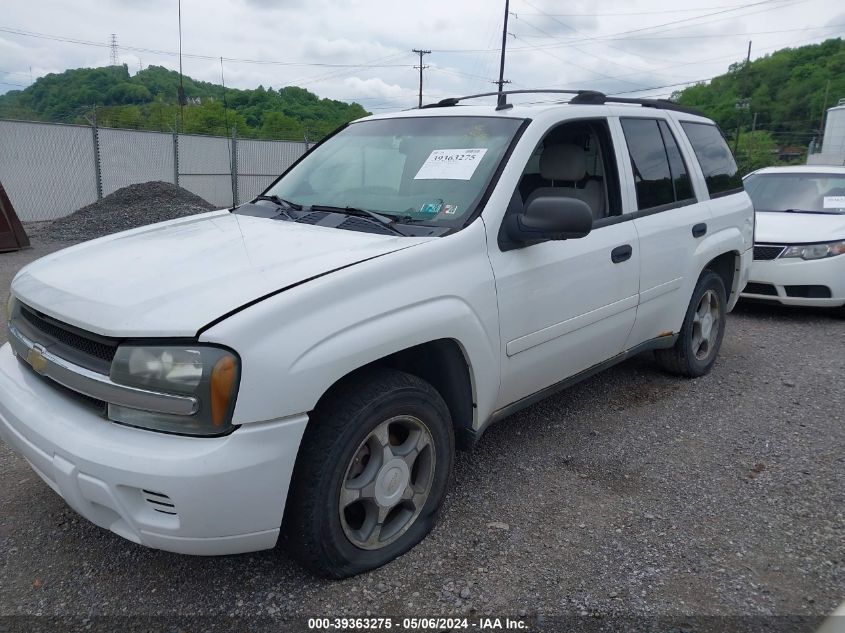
[615,115,711,346]
[676,120,751,307]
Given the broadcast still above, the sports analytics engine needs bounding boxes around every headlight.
[781,240,845,260]
[109,345,240,436]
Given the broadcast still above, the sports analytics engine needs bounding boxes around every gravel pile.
[43,181,216,242]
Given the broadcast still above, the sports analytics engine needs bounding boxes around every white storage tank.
[808,98,845,165]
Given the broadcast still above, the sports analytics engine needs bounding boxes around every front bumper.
[740,253,845,308]
[0,343,308,555]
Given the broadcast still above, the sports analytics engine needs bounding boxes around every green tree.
[733,130,778,174]
[0,63,371,140]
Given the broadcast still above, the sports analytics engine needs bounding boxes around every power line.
[512,5,661,73]
[518,2,777,17]
[517,0,668,66]
[0,26,413,69]
[431,0,808,52]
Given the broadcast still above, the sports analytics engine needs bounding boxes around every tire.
[283,367,454,578]
[655,270,727,377]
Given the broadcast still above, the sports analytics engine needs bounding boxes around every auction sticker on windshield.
[414,148,488,180]
[823,196,845,209]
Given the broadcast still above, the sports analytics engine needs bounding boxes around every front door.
[487,118,640,409]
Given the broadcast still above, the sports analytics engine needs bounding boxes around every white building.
[808,98,845,165]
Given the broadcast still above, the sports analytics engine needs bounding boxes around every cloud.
[341,76,410,100]
[0,0,838,105]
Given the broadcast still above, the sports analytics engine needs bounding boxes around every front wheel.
[283,368,454,578]
[655,270,727,377]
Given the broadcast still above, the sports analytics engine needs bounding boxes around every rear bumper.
[0,343,308,555]
[740,254,845,308]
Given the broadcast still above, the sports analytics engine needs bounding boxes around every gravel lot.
[0,236,843,631]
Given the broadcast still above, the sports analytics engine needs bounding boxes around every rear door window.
[658,120,694,202]
[621,118,679,210]
[680,122,742,197]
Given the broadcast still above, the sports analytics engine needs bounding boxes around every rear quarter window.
[680,122,743,197]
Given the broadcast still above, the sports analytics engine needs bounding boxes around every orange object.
[210,354,237,426]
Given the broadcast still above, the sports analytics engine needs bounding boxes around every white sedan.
[741,165,845,316]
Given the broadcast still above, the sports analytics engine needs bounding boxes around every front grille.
[753,244,785,260]
[21,361,107,415]
[744,282,778,296]
[20,306,117,363]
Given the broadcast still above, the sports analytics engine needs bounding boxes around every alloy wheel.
[339,415,436,550]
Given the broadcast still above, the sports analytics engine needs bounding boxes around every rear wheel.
[655,270,727,377]
[284,367,453,578]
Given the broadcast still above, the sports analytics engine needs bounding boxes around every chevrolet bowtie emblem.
[26,344,48,375]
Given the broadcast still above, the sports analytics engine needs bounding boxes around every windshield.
[744,172,845,214]
[265,116,524,225]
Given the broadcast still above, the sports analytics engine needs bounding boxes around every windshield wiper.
[251,195,303,222]
[254,194,303,211]
[309,205,405,235]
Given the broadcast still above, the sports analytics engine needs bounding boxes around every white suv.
[0,90,753,577]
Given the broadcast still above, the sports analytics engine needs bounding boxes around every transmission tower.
[109,34,120,66]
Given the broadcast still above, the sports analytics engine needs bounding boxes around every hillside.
[673,37,845,154]
[0,64,369,140]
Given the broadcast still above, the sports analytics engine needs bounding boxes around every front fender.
[200,221,501,428]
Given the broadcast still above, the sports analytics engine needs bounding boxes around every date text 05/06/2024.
[307,616,529,630]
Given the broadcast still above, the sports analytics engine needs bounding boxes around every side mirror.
[503,196,593,247]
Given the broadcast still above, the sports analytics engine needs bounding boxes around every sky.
[0,0,843,111]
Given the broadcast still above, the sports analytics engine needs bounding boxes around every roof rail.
[422,89,704,116]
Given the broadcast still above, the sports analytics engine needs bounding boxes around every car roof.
[747,165,845,177]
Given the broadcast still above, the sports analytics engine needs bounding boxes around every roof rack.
[422,89,703,116]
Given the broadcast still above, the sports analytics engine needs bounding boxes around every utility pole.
[412,49,430,108]
[497,0,511,108]
[733,40,752,155]
[819,79,831,136]
[177,0,186,131]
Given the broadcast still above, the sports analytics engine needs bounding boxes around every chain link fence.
[0,119,308,221]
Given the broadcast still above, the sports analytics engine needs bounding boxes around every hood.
[12,211,434,337]
[755,210,845,245]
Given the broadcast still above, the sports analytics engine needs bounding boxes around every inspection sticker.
[414,148,488,180]
[823,195,845,209]
[419,201,443,214]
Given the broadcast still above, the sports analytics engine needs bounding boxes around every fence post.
[172,131,180,187]
[230,126,239,207]
[91,105,103,201]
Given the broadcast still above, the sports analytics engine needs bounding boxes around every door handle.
[692,223,707,238]
[611,244,633,264]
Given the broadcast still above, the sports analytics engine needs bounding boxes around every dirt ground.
[0,239,843,633]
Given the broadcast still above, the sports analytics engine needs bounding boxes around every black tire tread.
[283,366,451,578]
[655,269,726,378]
